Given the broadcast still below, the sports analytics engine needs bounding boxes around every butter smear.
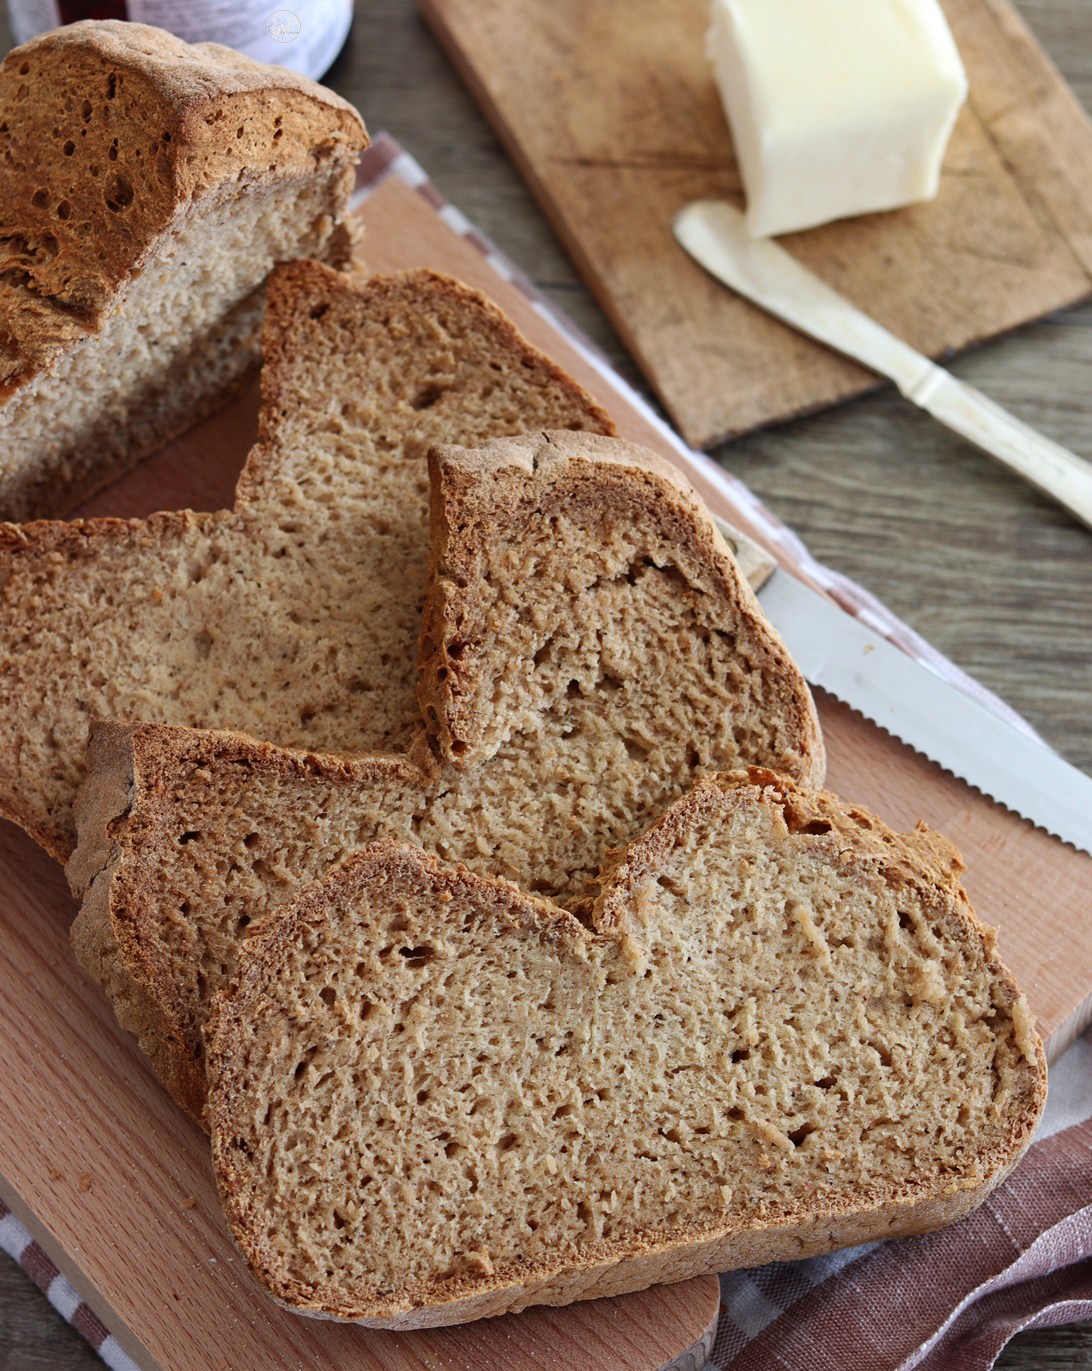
[708,0,968,238]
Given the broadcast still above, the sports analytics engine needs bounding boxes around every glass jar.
[6,1,353,80]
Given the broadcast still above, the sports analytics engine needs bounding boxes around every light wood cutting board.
[418,0,1092,449]
[1,172,1090,1371]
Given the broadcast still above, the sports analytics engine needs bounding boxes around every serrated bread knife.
[709,518,1092,857]
[675,199,1092,532]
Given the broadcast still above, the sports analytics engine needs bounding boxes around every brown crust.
[206,796,1046,1328]
[0,21,367,396]
[417,430,825,784]
[595,766,969,926]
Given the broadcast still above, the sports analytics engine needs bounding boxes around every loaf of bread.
[206,771,1046,1328]
[0,259,612,860]
[0,21,370,521]
[69,432,824,1125]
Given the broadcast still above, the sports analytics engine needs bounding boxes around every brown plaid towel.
[713,1038,1092,1369]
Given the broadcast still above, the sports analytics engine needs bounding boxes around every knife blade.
[674,198,1092,531]
[752,563,1092,856]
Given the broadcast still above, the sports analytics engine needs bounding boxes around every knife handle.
[909,367,1092,532]
[711,515,778,591]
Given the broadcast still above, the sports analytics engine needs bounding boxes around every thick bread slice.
[206,772,1046,1328]
[418,431,824,785]
[0,21,369,520]
[70,435,825,1124]
[0,259,612,861]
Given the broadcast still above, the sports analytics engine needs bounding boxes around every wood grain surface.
[419,0,1092,449]
[2,2,1092,1368]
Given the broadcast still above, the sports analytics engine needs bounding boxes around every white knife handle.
[674,202,1092,531]
[907,366,1092,531]
[711,515,777,591]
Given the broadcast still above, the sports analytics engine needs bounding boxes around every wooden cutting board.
[2,171,1091,1371]
[419,0,1092,449]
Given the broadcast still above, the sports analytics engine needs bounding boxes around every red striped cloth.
[0,1198,140,1370]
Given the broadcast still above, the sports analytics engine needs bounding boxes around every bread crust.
[0,21,366,395]
[206,780,1046,1327]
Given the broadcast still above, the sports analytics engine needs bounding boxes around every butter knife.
[675,199,1092,532]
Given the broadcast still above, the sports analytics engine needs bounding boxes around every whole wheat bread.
[69,433,824,1125]
[418,432,822,785]
[0,259,612,861]
[206,771,1046,1328]
[0,21,368,521]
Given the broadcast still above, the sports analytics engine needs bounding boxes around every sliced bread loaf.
[0,20,369,520]
[69,433,824,1124]
[0,259,612,861]
[206,771,1046,1327]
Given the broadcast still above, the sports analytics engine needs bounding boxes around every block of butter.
[708,0,969,238]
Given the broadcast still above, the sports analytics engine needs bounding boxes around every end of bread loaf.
[207,777,1044,1327]
[0,262,613,862]
[0,21,368,518]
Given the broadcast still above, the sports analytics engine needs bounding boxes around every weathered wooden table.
[2,1,1090,1366]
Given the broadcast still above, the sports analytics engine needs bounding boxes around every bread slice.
[0,21,369,522]
[418,431,823,785]
[206,771,1046,1328]
[69,433,825,1124]
[0,259,612,861]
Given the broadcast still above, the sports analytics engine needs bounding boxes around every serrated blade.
[758,569,1092,856]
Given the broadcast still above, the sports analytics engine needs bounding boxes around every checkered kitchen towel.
[712,1037,1092,1369]
[4,135,1089,1371]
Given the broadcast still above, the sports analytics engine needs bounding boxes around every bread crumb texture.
[1,261,613,860]
[0,21,367,519]
[68,428,822,1125]
[207,774,1045,1327]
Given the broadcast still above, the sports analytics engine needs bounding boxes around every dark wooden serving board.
[1,172,1090,1371]
[419,0,1092,448]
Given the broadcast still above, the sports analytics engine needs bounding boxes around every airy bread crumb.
[70,429,823,1126]
[0,261,612,861]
